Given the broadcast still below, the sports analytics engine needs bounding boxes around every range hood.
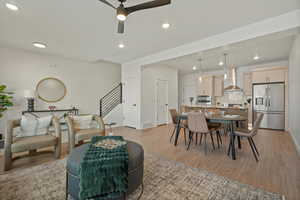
[224,67,242,92]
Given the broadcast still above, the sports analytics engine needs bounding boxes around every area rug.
[0,154,283,200]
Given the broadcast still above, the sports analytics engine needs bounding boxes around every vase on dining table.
[189,97,194,106]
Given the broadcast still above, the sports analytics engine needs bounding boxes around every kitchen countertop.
[183,105,248,110]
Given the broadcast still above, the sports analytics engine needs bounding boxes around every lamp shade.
[24,90,35,99]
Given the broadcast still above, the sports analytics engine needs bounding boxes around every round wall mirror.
[36,77,67,103]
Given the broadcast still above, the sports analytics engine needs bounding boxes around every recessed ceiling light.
[162,23,170,29]
[5,3,19,11]
[192,66,197,70]
[32,42,47,49]
[253,55,260,60]
[219,61,224,66]
[118,43,125,49]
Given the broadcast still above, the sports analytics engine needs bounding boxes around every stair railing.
[100,83,122,117]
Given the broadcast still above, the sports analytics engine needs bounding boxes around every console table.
[22,108,79,118]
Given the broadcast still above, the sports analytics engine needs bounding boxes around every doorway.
[123,77,138,128]
[156,79,169,126]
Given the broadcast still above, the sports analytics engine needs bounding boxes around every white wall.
[141,65,178,129]
[288,34,300,154]
[0,46,122,134]
[104,104,123,127]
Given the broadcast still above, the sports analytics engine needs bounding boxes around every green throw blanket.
[79,136,129,200]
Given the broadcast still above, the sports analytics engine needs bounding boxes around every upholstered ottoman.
[66,141,144,200]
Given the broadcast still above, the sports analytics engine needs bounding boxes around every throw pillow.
[19,115,53,137]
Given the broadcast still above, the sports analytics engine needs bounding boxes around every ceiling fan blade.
[98,0,116,9]
[126,0,171,14]
[118,21,125,34]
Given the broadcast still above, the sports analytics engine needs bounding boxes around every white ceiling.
[0,0,299,63]
[156,29,299,74]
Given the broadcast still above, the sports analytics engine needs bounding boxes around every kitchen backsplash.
[215,92,248,105]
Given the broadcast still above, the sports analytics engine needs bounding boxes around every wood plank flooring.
[1,125,299,200]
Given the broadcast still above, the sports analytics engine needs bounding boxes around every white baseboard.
[142,121,155,129]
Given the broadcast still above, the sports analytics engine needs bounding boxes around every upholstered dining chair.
[187,112,222,154]
[3,116,61,171]
[169,109,187,145]
[65,115,106,152]
[234,113,264,162]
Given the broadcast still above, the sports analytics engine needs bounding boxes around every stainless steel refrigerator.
[253,83,285,130]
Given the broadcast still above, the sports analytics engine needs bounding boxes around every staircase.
[100,83,122,117]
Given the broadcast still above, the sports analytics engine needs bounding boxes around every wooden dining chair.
[169,109,187,145]
[187,112,222,154]
[234,113,264,162]
[205,109,228,137]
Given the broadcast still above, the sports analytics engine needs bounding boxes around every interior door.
[123,77,138,128]
[156,80,168,125]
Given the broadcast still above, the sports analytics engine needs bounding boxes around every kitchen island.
[181,105,249,129]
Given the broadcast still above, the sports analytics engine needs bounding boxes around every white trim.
[123,10,300,66]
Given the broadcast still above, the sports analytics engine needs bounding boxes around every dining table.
[174,113,248,160]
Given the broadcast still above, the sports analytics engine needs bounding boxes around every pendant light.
[198,58,203,82]
[223,53,228,80]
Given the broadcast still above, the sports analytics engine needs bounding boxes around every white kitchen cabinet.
[252,71,266,83]
[243,72,252,96]
[197,75,214,96]
[252,69,286,83]
[267,70,285,82]
[214,75,224,97]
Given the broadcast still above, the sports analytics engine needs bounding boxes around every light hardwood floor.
[1,125,300,200]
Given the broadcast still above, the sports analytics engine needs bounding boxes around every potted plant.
[0,85,13,142]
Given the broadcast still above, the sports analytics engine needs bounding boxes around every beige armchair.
[3,116,61,171]
[65,115,105,152]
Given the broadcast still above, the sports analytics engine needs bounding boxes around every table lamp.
[24,90,35,112]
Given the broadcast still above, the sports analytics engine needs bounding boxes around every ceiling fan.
[98,0,171,33]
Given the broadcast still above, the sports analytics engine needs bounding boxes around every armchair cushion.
[11,135,57,153]
[19,115,53,137]
[70,115,93,130]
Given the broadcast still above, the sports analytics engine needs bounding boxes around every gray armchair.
[65,115,106,152]
[3,116,61,171]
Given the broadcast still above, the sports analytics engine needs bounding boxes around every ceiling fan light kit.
[98,0,171,33]
[117,5,127,21]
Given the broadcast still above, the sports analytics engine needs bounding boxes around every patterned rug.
[0,154,283,200]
